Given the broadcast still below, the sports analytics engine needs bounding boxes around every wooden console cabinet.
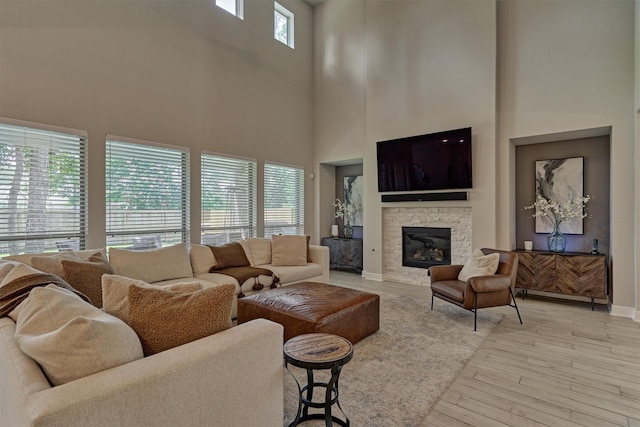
[321,237,363,274]
[515,250,607,309]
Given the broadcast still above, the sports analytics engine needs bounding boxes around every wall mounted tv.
[377,127,472,192]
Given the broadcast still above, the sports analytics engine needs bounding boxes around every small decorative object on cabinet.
[331,224,339,237]
[343,224,353,239]
[515,250,606,310]
[321,237,363,274]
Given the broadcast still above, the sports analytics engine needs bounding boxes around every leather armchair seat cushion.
[430,280,466,303]
[237,282,379,344]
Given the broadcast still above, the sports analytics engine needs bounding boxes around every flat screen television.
[377,127,472,192]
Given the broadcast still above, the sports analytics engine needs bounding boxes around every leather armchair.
[428,248,522,331]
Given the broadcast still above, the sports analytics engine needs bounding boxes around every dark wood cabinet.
[515,250,607,308]
[321,237,363,274]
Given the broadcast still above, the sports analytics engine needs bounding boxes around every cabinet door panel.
[517,252,556,292]
[556,256,606,298]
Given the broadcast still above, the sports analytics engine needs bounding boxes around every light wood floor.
[329,271,640,427]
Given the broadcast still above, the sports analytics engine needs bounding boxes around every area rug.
[283,291,503,427]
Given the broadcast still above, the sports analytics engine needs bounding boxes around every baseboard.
[610,304,637,320]
[361,271,383,281]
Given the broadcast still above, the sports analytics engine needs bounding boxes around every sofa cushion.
[265,263,322,284]
[61,252,114,308]
[14,284,143,386]
[190,244,216,275]
[102,274,203,323]
[127,283,235,356]
[208,242,250,270]
[30,252,81,281]
[109,243,193,284]
[246,238,272,266]
[271,235,307,266]
[458,249,500,282]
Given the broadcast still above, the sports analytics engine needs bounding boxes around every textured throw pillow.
[108,243,194,284]
[246,238,272,266]
[14,284,143,386]
[271,235,308,266]
[127,283,235,356]
[30,252,81,281]
[458,249,501,282]
[189,244,217,275]
[62,252,114,308]
[208,242,250,271]
[102,274,203,324]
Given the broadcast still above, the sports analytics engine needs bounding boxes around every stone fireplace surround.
[382,207,472,286]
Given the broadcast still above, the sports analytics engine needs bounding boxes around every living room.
[0,0,639,425]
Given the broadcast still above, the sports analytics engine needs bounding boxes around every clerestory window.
[0,120,87,255]
[274,2,295,48]
[216,0,244,19]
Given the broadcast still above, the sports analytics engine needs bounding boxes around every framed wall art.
[343,175,363,226]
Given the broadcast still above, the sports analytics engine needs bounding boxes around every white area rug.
[283,292,503,426]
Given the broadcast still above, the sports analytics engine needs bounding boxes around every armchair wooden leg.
[509,288,523,325]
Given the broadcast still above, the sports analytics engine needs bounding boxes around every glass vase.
[547,223,566,253]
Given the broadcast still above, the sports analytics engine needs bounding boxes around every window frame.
[105,135,190,250]
[216,0,244,20]
[274,1,295,48]
[0,118,88,255]
[263,161,304,238]
[201,152,257,245]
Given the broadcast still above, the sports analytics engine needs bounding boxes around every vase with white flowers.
[524,194,591,252]
[333,198,356,238]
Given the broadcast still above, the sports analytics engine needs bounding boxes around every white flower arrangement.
[333,198,356,225]
[524,194,591,228]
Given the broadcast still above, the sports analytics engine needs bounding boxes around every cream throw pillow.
[109,243,193,283]
[458,249,500,282]
[30,252,81,281]
[245,238,272,266]
[14,284,143,386]
[189,244,217,275]
[102,274,203,324]
[271,235,308,266]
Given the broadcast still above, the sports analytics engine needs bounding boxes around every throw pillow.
[102,274,203,324]
[30,252,81,281]
[61,252,114,308]
[127,283,235,356]
[245,238,272,266]
[108,243,194,284]
[458,249,501,282]
[14,284,143,386]
[271,235,308,266]
[189,244,217,275]
[208,242,250,271]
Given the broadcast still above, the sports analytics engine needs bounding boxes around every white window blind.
[0,122,87,255]
[106,138,189,250]
[201,153,256,245]
[264,163,303,237]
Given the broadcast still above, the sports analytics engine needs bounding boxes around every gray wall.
[515,136,610,255]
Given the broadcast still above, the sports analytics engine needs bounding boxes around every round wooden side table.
[284,333,353,427]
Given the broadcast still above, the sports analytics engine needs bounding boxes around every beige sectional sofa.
[0,237,330,427]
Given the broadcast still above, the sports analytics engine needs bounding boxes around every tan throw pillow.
[30,252,81,280]
[102,274,203,324]
[271,235,308,266]
[458,249,501,282]
[189,244,217,275]
[128,284,235,356]
[14,285,143,386]
[108,243,194,284]
[62,252,114,308]
[208,242,250,271]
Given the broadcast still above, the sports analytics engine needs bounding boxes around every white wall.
[0,0,314,247]
[497,0,635,314]
[314,0,498,279]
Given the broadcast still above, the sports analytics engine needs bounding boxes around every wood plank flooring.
[328,271,640,427]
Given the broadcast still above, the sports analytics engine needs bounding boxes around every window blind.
[264,163,304,237]
[106,138,189,250]
[0,122,87,255]
[201,153,256,245]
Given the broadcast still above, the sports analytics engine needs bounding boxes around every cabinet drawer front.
[517,252,556,292]
[556,256,606,298]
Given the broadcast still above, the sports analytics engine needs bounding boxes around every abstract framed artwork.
[343,175,363,226]
[535,156,584,234]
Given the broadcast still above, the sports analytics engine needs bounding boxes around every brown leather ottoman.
[237,282,380,344]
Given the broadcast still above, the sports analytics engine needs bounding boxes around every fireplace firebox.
[402,226,451,269]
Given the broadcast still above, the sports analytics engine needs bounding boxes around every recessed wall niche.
[514,133,610,255]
